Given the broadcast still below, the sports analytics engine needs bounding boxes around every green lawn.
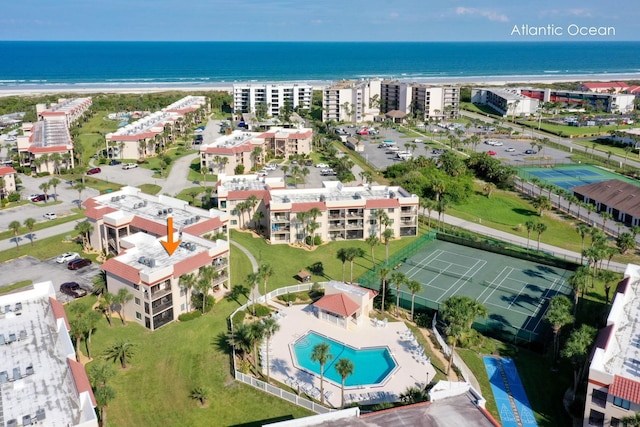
[138,146,197,178]
[521,120,635,138]
[0,280,33,295]
[0,233,84,263]
[0,209,84,240]
[137,184,162,195]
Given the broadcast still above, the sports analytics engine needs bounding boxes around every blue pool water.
[293,332,396,386]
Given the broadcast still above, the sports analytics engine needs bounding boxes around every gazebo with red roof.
[312,281,377,329]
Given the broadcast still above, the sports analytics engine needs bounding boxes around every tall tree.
[544,295,574,365]
[561,324,596,393]
[390,271,408,316]
[114,288,133,325]
[49,177,61,201]
[407,280,424,321]
[179,273,197,313]
[9,220,21,250]
[365,235,380,266]
[382,228,394,261]
[258,263,274,300]
[262,317,280,382]
[598,269,619,304]
[310,343,333,405]
[334,358,354,408]
[377,266,392,313]
[345,247,365,283]
[23,217,36,246]
[534,222,548,251]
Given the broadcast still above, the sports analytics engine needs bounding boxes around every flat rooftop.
[109,110,171,137]
[477,88,529,101]
[31,121,72,148]
[204,131,259,149]
[0,282,92,427]
[218,174,285,192]
[43,97,91,114]
[164,95,206,112]
[269,181,414,204]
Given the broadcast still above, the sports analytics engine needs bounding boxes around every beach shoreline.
[1,73,639,97]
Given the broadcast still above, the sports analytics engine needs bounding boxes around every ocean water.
[0,41,639,88]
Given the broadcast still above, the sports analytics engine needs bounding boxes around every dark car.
[67,258,92,270]
[60,282,88,298]
[524,149,537,155]
[30,194,49,202]
[109,159,122,166]
[87,167,101,175]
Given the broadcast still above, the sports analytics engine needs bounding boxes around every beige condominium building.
[323,79,382,123]
[0,281,98,426]
[83,186,230,330]
[380,81,460,121]
[471,88,540,118]
[105,95,208,160]
[214,174,419,243]
[584,264,640,427]
[17,97,92,173]
[0,165,17,199]
[233,82,313,118]
[200,127,313,175]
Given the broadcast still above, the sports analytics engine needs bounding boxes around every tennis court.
[518,164,639,190]
[395,240,574,341]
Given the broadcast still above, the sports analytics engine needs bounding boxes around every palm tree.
[544,295,574,365]
[9,220,21,250]
[262,317,280,382]
[88,363,116,427]
[226,323,253,363]
[621,413,640,427]
[377,266,391,313]
[190,385,210,407]
[376,210,389,237]
[179,273,197,312]
[258,263,274,299]
[23,217,36,246]
[248,321,265,373]
[531,195,552,217]
[382,228,394,261]
[49,177,61,201]
[561,324,596,393]
[407,280,424,321]
[345,247,365,283]
[600,211,614,233]
[196,266,215,313]
[39,181,51,204]
[365,235,379,266]
[104,341,136,369]
[334,358,354,408]
[568,265,590,314]
[74,183,86,208]
[310,343,333,404]
[337,248,349,282]
[534,222,548,251]
[115,288,133,325]
[97,292,116,326]
[524,220,535,249]
[575,223,591,261]
[599,269,618,304]
[75,221,94,250]
[390,271,407,316]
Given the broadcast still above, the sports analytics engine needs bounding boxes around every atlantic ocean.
[0,41,639,89]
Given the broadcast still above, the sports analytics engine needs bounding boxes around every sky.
[0,0,638,42]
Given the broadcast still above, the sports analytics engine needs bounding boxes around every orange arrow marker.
[160,216,181,256]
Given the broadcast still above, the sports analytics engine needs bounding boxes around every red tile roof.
[107,131,158,141]
[227,189,269,201]
[610,375,640,404]
[102,258,141,284]
[29,145,72,154]
[582,82,628,89]
[183,216,224,236]
[131,216,169,236]
[173,251,214,277]
[0,166,17,176]
[366,199,401,209]
[68,359,97,406]
[202,143,253,155]
[49,297,70,330]
[591,324,615,361]
[313,293,360,317]
[291,201,326,213]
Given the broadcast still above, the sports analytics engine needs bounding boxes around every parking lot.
[0,255,101,303]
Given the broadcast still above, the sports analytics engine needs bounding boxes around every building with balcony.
[16,120,75,173]
[84,186,230,331]
[380,82,460,121]
[105,95,208,160]
[322,79,382,123]
[233,82,313,118]
[36,97,93,128]
[200,127,313,175]
[584,264,640,427]
[214,174,419,243]
[0,165,17,199]
[471,88,540,118]
[0,281,98,427]
[517,88,635,114]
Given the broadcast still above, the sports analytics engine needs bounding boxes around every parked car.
[524,149,537,154]
[56,252,80,264]
[487,151,497,156]
[87,167,101,175]
[43,212,57,220]
[505,147,516,152]
[265,163,278,171]
[109,159,122,166]
[67,258,92,270]
[122,163,138,170]
[60,282,87,298]
[315,163,328,168]
[30,194,48,202]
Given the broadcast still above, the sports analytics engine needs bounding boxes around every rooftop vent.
[157,210,163,216]
[142,200,147,207]
[168,208,173,213]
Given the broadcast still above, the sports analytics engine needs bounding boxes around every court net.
[407,260,474,281]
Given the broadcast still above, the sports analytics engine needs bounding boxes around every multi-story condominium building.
[471,88,540,118]
[200,127,313,175]
[17,120,75,173]
[380,82,460,121]
[519,88,635,114]
[214,174,419,242]
[36,97,93,128]
[105,95,208,160]
[579,82,629,94]
[233,82,313,118]
[84,186,230,331]
[0,165,17,199]
[322,79,382,123]
[0,281,98,426]
[584,264,640,427]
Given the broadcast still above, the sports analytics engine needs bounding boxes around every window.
[231,220,237,225]
[133,284,140,291]
[135,297,141,305]
[136,312,142,320]
[613,396,631,410]
[181,303,186,311]
[388,208,395,213]
[591,389,607,408]
[611,418,620,427]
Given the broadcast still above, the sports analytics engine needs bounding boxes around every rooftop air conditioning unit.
[158,210,163,216]
[163,209,168,215]
[121,195,126,199]
[142,201,147,207]
[195,216,200,222]
[148,259,156,268]
[168,208,172,213]
[111,197,117,202]
[138,256,147,265]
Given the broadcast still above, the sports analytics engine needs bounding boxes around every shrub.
[1,199,7,208]
[278,293,297,303]
[413,310,432,329]
[7,192,20,202]
[313,236,322,246]
[190,293,215,313]
[248,304,271,317]
[35,172,50,177]
[178,311,202,322]
[232,310,246,328]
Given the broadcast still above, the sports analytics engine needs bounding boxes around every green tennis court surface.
[395,240,574,341]
[518,164,639,190]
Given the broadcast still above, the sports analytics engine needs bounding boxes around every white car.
[265,163,278,171]
[43,212,57,220]
[56,252,79,264]
[492,141,503,146]
[122,163,138,170]
[315,163,328,168]
[505,147,516,152]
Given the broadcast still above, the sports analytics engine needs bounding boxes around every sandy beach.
[1,73,639,97]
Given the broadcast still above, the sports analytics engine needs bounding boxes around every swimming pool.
[292,331,397,386]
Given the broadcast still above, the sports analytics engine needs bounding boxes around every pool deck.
[265,302,436,409]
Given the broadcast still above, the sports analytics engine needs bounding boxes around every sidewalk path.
[159,153,199,196]
[230,239,258,273]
